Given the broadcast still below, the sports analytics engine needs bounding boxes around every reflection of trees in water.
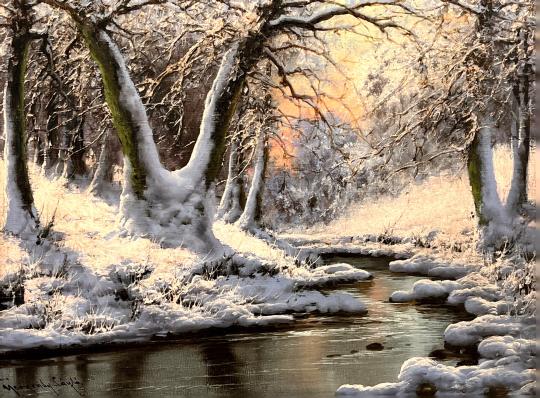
[199,339,251,397]
[14,363,38,390]
[74,355,90,395]
[11,357,86,397]
[108,349,150,397]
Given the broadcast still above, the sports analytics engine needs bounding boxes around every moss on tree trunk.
[78,24,147,198]
[467,132,487,226]
[254,132,268,224]
[201,34,264,188]
[5,30,34,214]
[203,75,245,188]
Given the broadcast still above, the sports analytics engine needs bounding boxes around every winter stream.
[0,256,473,397]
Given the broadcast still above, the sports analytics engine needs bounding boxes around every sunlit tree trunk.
[467,115,504,226]
[77,23,164,198]
[217,133,246,223]
[88,130,114,196]
[237,128,268,231]
[507,30,531,214]
[180,35,262,189]
[2,13,39,234]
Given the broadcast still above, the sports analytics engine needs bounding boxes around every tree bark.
[467,115,505,226]
[44,92,60,170]
[506,29,531,213]
[217,133,246,223]
[77,23,163,198]
[237,128,268,231]
[181,34,263,189]
[66,115,87,177]
[2,17,38,234]
[88,129,114,196]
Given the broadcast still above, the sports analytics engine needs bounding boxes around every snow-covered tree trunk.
[506,30,531,214]
[2,22,39,235]
[88,130,113,196]
[467,114,512,247]
[78,26,163,198]
[237,128,268,231]
[179,44,245,188]
[217,133,246,223]
[77,22,222,251]
[44,93,60,170]
[468,116,504,225]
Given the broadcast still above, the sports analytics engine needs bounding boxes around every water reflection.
[0,256,473,398]
[199,340,246,395]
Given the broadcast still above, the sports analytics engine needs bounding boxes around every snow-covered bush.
[265,119,360,227]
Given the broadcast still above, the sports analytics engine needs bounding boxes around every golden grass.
[323,173,476,238]
[302,146,535,245]
[0,145,535,272]
[0,160,194,272]
[213,221,291,266]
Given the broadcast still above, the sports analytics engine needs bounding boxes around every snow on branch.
[442,0,483,15]
[269,0,415,31]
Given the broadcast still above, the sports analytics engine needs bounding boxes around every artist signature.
[1,376,84,396]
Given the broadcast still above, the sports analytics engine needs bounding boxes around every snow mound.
[389,255,474,279]
[447,285,502,305]
[478,335,537,360]
[444,315,534,347]
[390,279,460,303]
[290,263,372,287]
[463,297,510,316]
[0,241,368,353]
[337,354,535,396]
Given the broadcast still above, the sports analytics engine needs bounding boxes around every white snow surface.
[0,233,370,353]
[444,314,534,347]
[337,331,536,396]
[336,352,535,396]
[390,279,460,303]
[389,254,474,279]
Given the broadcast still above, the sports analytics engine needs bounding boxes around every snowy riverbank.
[328,250,536,396]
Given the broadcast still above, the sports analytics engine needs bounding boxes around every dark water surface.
[0,256,472,398]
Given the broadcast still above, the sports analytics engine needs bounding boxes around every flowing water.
[0,256,473,398]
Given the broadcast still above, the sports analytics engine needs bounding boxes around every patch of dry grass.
[302,146,534,246]
[0,160,195,272]
[213,221,291,266]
